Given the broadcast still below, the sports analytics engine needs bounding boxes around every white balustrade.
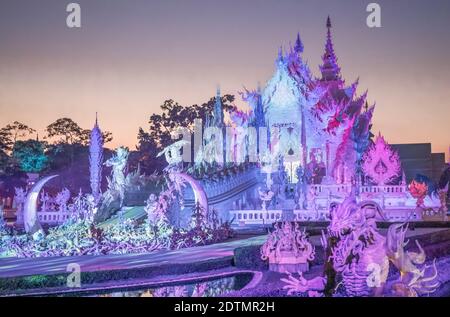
[310,184,407,195]
[230,209,282,226]
[294,209,330,221]
[37,211,71,224]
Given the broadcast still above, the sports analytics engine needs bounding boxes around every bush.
[233,244,268,270]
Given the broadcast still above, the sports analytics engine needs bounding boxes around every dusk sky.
[0,0,449,160]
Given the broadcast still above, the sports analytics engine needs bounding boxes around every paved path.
[0,228,447,279]
[0,236,267,278]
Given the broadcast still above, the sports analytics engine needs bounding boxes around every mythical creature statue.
[258,187,275,211]
[13,187,27,223]
[295,165,310,209]
[157,140,189,166]
[104,147,129,207]
[144,194,160,223]
[282,195,439,297]
[386,224,439,296]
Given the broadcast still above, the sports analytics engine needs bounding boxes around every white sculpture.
[14,187,27,224]
[71,189,88,222]
[145,193,161,224]
[55,188,71,213]
[84,194,97,222]
[105,147,129,206]
[258,187,274,211]
[168,171,209,217]
[157,140,189,166]
[306,186,318,218]
[261,222,315,273]
[282,273,326,296]
[39,191,51,212]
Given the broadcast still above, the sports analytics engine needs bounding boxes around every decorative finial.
[216,85,221,97]
[278,46,284,61]
[327,15,332,29]
[95,112,98,126]
[294,32,304,53]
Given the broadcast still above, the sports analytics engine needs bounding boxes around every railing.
[194,169,256,195]
[294,209,330,221]
[1,209,70,225]
[360,185,407,194]
[229,209,282,226]
[36,211,71,224]
[230,206,445,225]
[310,184,407,195]
[382,209,414,221]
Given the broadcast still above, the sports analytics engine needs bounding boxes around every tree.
[45,117,113,173]
[0,150,13,176]
[45,118,83,145]
[45,118,84,170]
[0,130,12,175]
[12,139,48,173]
[0,128,13,153]
[0,121,35,176]
[2,121,35,144]
[45,118,113,146]
[80,129,113,146]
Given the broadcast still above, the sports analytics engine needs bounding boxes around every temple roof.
[319,16,342,82]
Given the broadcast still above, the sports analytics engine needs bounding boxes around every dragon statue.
[282,194,439,297]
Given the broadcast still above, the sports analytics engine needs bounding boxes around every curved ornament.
[169,172,208,215]
[23,175,58,235]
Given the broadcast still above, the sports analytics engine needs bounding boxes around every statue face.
[117,147,128,159]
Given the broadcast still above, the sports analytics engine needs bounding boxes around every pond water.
[63,273,253,297]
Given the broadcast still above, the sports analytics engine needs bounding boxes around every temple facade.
[182,17,444,224]
[240,16,374,186]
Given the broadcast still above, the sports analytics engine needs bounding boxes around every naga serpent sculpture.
[168,171,209,216]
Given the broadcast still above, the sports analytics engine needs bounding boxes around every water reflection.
[93,274,251,297]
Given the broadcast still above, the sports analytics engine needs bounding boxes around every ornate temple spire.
[89,113,104,203]
[320,16,341,82]
[294,32,304,54]
[254,82,265,128]
[212,85,224,127]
